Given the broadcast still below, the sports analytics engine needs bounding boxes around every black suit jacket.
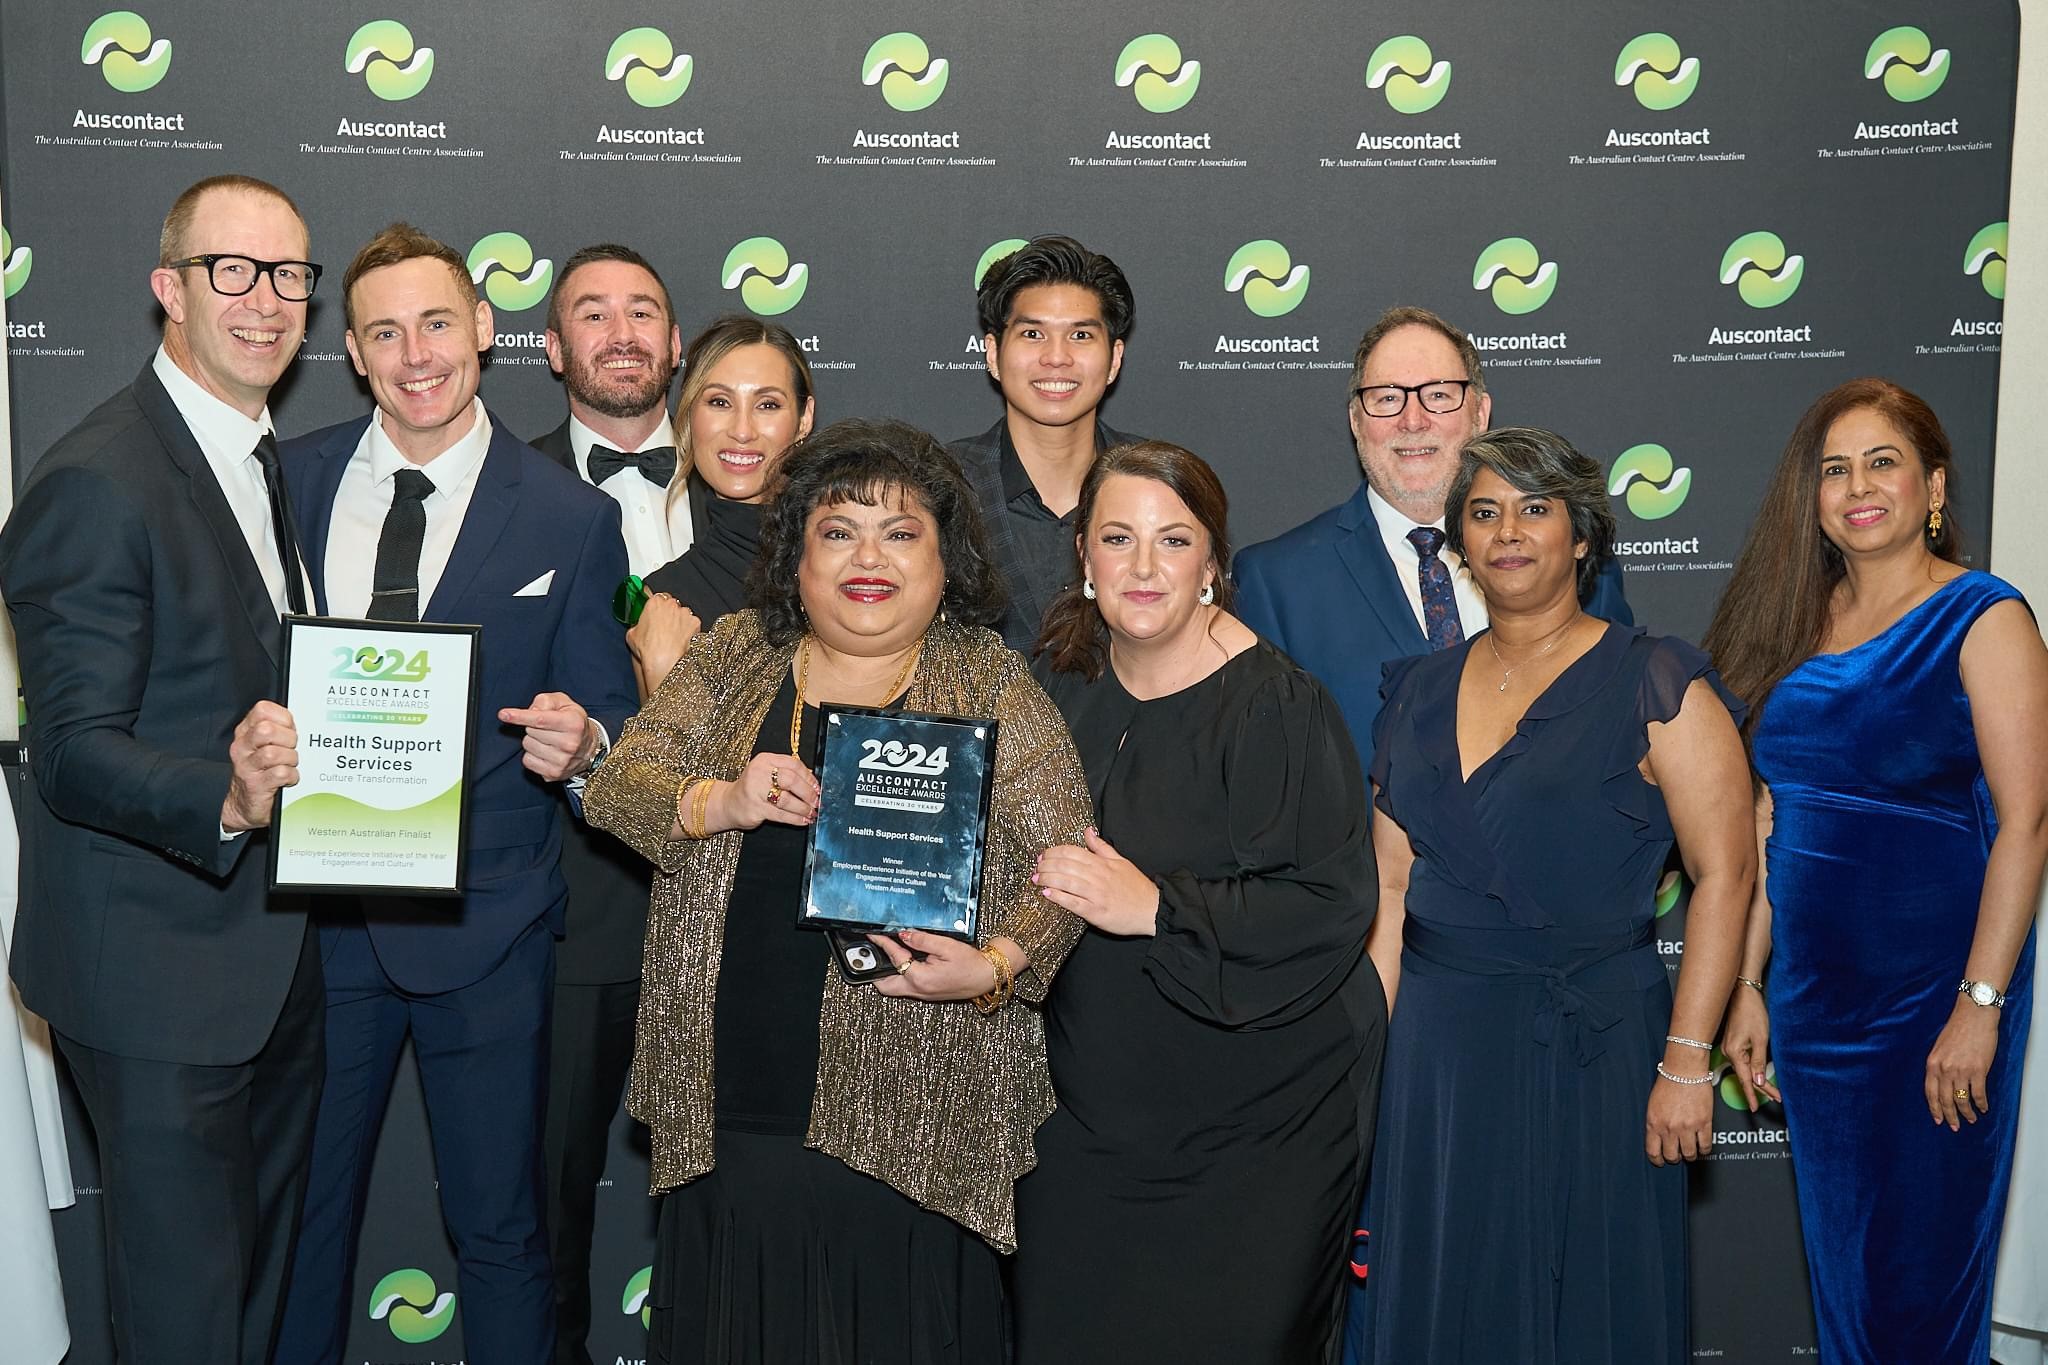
[0,361,307,1065]
[946,415,1142,651]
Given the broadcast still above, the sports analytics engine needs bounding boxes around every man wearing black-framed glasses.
[1231,303,1632,1363]
[0,174,325,1365]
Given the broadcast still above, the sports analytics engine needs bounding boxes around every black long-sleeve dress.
[1015,641,1386,1364]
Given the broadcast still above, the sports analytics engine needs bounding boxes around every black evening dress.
[645,675,1007,1365]
[1360,626,1741,1364]
[1015,642,1385,1365]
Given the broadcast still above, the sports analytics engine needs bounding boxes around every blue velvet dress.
[1753,570,2036,1363]
[1361,626,1739,1363]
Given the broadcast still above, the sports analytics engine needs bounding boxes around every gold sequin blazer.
[582,610,1093,1251]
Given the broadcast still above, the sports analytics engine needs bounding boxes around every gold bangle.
[678,778,714,840]
[974,945,1014,1015]
[1736,975,1765,994]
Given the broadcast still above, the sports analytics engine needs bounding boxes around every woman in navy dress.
[1707,378,2048,1363]
[1363,427,1754,1363]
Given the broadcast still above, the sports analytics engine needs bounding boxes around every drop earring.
[1928,505,1945,536]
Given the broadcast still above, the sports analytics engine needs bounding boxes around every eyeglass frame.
[165,253,324,301]
[1352,378,1474,418]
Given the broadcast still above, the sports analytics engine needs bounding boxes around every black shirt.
[995,425,1083,648]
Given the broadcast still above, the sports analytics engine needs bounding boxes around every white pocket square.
[514,570,555,598]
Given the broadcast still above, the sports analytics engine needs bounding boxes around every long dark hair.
[1036,441,1234,680]
[747,418,1007,646]
[1702,377,1962,741]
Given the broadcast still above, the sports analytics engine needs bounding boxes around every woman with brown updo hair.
[1013,442,1384,1364]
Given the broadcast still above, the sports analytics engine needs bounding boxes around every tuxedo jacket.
[282,413,637,993]
[1234,479,1634,777]
[0,361,308,1065]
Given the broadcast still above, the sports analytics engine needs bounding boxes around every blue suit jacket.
[282,413,638,993]
[1234,480,1633,779]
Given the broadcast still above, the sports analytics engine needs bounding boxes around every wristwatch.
[1958,979,2007,1009]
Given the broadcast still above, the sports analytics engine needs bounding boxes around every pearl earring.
[1082,577,1097,600]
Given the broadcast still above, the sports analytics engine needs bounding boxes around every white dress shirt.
[324,400,492,618]
[568,414,693,577]
[1365,484,1489,639]
[150,346,306,615]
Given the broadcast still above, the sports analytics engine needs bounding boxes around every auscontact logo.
[1965,222,2007,301]
[1610,444,1691,520]
[623,1265,652,1328]
[346,20,434,102]
[607,28,692,108]
[1366,36,1450,115]
[1720,231,1803,309]
[82,11,172,93]
[1224,241,1309,318]
[1615,33,1698,110]
[1472,238,1557,315]
[864,33,948,113]
[2,227,31,301]
[1116,34,1200,115]
[723,237,808,315]
[368,1267,455,1343]
[975,239,1028,288]
[468,233,552,312]
[1866,26,1949,103]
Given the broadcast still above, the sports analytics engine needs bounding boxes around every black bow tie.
[587,444,678,488]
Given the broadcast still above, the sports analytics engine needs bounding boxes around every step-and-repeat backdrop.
[1,2,2017,1361]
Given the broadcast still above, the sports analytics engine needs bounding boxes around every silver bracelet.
[1656,1063,1715,1086]
[1664,1034,1713,1051]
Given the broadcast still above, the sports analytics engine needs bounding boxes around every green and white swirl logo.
[623,1265,652,1328]
[1720,231,1804,309]
[1865,26,1949,103]
[346,20,434,102]
[607,28,692,108]
[1224,240,1309,318]
[2,226,30,301]
[1712,1046,1780,1110]
[1615,33,1698,111]
[81,11,171,92]
[467,232,553,312]
[1115,34,1200,115]
[1611,445,1692,521]
[974,238,1028,288]
[1965,222,2007,301]
[368,1268,455,1343]
[1472,237,1557,315]
[1366,36,1450,115]
[863,32,948,113]
[722,237,808,316]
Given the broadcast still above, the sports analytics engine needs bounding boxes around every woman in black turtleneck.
[630,316,817,693]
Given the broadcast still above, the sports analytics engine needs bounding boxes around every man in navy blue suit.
[1235,304,1632,773]
[1233,305,1631,1363]
[273,224,637,1365]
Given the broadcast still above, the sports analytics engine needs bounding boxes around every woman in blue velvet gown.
[1707,378,2048,1363]
[1363,428,1755,1363]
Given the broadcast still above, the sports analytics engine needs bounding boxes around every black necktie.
[367,468,434,622]
[250,434,307,616]
[586,444,678,488]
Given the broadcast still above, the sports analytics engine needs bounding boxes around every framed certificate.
[269,616,480,895]
[799,705,999,941]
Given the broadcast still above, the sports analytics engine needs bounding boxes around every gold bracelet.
[678,778,714,840]
[973,946,1014,1015]
[1736,975,1765,994]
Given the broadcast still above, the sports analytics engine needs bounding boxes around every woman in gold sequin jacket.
[584,417,1093,1365]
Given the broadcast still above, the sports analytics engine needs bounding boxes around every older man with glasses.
[0,173,323,1365]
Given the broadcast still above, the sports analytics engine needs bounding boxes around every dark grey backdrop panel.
[1,2,2015,1361]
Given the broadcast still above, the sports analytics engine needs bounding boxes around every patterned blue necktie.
[1406,526,1465,651]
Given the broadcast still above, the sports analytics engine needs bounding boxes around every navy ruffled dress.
[1753,570,2036,1363]
[1361,625,1739,1364]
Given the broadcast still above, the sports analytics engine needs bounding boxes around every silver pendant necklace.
[1485,618,1576,692]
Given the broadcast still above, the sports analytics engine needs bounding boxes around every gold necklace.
[1484,617,1578,693]
[790,634,921,754]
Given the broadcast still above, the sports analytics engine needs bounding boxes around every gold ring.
[766,768,783,804]
[1955,1088,1972,1102]
[897,960,913,976]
